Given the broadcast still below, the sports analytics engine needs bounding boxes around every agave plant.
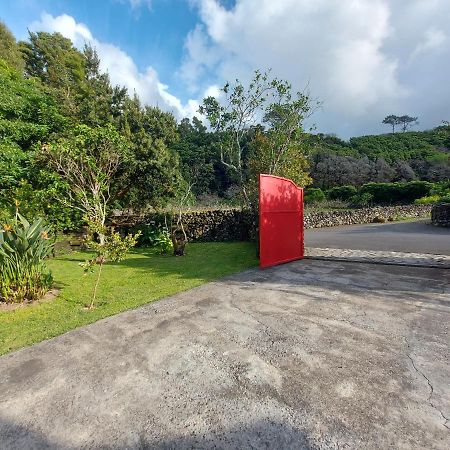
[0,213,54,303]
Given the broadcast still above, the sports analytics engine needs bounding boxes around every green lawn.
[0,242,258,355]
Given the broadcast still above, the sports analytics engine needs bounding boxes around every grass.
[0,242,258,355]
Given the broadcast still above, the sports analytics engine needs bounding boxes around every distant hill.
[308,126,450,188]
[314,126,450,164]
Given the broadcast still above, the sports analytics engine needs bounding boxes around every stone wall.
[304,204,432,229]
[127,209,255,242]
[431,203,450,227]
[126,204,432,242]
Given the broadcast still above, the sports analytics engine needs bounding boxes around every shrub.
[414,195,441,205]
[350,192,373,207]
[132,224,173,254]
[401,181,434,202]
[327,185,358,201]
[153,229,173,255]
[431,181,450,197]
[0,213,54,303]
[360,181,433,204]
[80,221,141,309]
[304,188,326,204]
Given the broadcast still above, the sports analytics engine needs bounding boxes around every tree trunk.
[89,262,103,309]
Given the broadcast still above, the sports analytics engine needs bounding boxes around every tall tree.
[77,45,124,127]
[171,117,229,197]
[0,22,24,72]
[200,70,315,207]
[382,115,401,133]
[116,95,184,209]
[398,115,418,132]
[20,31,86,118]
[0,60,74,227]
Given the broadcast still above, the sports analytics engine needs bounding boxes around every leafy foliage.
[360,181,433,204]
[0,212,54,303]
[0,22,24,72]
[80,220,140,309]
[304,188,326,204]
[0,19,448,231]
[42,124,128,229]
[133,224,173,254]
[327,185,358,201]
[200,70,315,207]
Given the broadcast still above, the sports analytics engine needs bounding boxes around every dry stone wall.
[127,204,432,242]
[304,204,432,229]
[431,203,450,227]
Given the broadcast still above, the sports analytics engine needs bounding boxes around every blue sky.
[1,0,449,138]
[0,0,201,100]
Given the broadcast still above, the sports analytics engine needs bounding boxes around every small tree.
[80,221,140,309]
[398,115,418,132]
[42,124,127,243]
[382,115,401,133]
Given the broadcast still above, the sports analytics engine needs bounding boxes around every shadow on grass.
[110,242,259,279]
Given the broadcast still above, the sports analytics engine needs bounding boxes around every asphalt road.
[305,219,450,255]
[1,260,449,449]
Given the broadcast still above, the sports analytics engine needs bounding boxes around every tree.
[382,115,401,133]
[171,117,228,197]
[199,70,316,207]
[20,31,86,118]
[42,125,128,242]
[80,221,140,309]
[0,22,24,72]
[117,95,184,210]
[393,160,417,181]
[77,45,126,127]
[382,114,418,133]
[398,115,418,132]
[370,158,396,182]
[0,60,75,228]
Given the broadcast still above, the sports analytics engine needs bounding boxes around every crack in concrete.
[407,352,450,431]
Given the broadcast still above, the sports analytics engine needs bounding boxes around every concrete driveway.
[305,220,450,255]
[1,259,449,449]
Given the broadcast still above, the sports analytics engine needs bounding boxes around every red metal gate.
[259,174,304,268]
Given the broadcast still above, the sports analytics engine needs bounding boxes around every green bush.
[304,188,326,204]
[327,185,358,201]
[350,192,373,207]
[132,224,173,254]
[401,181,434,201]
[430,181,450,197]
[0,213,54,303]
[414,195,441,204]
[360,181,433,204]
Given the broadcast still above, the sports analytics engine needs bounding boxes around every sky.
[1,0,449,139]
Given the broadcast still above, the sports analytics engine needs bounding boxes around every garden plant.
[0,209,54,303]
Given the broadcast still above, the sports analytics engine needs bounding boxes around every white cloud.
[182,0,450,137]
[29,12,194,119]
[410,28,447,61]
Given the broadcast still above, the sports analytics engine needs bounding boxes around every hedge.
[359,181,433,204]
[326,185,358,201]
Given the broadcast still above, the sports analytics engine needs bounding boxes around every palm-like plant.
[0,213,54,303]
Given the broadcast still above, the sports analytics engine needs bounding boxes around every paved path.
[305,220,450,255]
[306,247,450,268]
[1,260,449,449]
